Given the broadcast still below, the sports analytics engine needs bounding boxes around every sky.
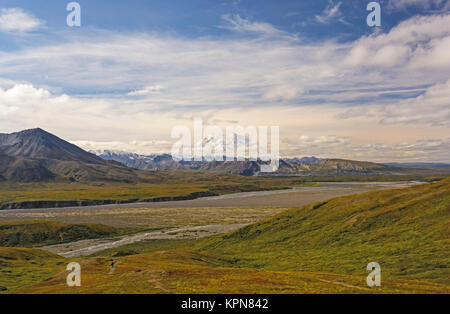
[0,0,449,162]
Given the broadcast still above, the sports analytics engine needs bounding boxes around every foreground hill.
[9,249,449,294]
[198,178,450,284]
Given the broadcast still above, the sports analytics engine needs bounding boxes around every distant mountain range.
[385,162,450,168]
[94,150,411,177]
[0,128,448,183]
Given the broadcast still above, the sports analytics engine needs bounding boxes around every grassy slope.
[0,220,120,247]
[12,250,449,294]
[197,178,450,284]
[0,247,67,292]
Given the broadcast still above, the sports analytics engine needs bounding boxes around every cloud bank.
[0,12,449,161]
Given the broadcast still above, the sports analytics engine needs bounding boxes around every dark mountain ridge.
[0,129,142,182]
[0,128,102,164]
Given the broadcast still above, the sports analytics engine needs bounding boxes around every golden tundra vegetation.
[0,177,449,293]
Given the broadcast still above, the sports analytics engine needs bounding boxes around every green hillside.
[198,178,450,284]
[0,247,67,292]
[12,249,449,294]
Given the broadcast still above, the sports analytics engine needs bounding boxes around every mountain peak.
[25,127,45,132]
[25,127,45,133]
[0,128,148,183]
[3,128,53,141]
[0,128,103,164]
[15,128,51,136]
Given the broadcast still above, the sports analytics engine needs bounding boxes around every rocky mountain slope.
[0,129,144,182]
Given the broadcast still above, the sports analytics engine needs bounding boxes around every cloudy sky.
[0,0,449,162]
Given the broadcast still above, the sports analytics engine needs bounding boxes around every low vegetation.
[0,220,120,247]
[11,250,449,294]
[0,247,67,292]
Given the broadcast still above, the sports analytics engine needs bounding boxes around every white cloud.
[0,84,154,141]
[379,80,450,126]
[409,35,450,69]
[298,135,349,145]
[345,14,450,69]
[220,14,284,36]
[337,80,450,127]
[331,87,426,102]
[72,140,171,155]
[314,1,345,24]
[0,8,43,33]
[262,85,304,101]
[128,85,165,96]
[388,0,448,10]
[0,84,66,115]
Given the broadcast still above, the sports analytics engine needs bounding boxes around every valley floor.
[0,182,416,228]
[0,182,418,257]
